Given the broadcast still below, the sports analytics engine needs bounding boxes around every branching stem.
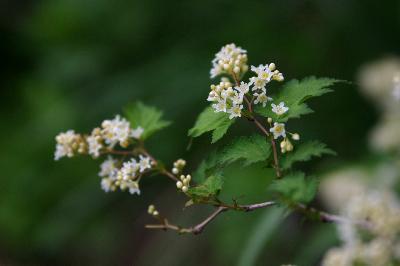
[145,199,371,235]
[231,72,282,178]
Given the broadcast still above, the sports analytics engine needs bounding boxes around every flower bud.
[292,133,300,141]
[280,140,286,149]
[148,205,155,214]
[286,143,293,151]
[172,168,179,175]
[176,181,183,189]
[267,117,273,123]
[269,63,276,71]
[182,186,188,193]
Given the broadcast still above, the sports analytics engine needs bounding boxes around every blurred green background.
[1,0,399,265]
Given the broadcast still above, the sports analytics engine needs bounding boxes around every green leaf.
[187,174,224,201]
[218,135,272,166]
[256,77,342,122]
[281,141,336,170]
[124,102,171,140]
[188,106,235,143]
[193,151,220,182]
[193,135,272,182]
[270,172,318,203]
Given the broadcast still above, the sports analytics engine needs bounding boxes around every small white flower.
[221,87,234,99]
[253,65,273,81]
[271,102,289,115]
[139,155,152,173]
[230,91,243,105]
[101,115,132,148]
[99,156,118,177]
[249,76,267,91]
[207,91,219,102]
[121,159,139,180]
[212,99,227,113]
[236,81,250,95]
[251,65,265,75]
[101,177,115,193]
[227,104,243,119]
[270,122,286,139]
[254,92,272,107]
[127,181,141,195]
[87,135,103,158]
[119,180,141,195]
[131,126,144,139]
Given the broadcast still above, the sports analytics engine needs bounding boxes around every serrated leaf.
[281,141,336,170]
[270,172,318,203]
[256,77,342,122]
[188,174,224,201]
[193,151,220,182]
[218,135,272,166]
[188,106,235,143]
[124,102,171,140]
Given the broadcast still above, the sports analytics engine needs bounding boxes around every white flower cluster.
[207,44,284,119]
[54,115,144,160]
[98,155,153,195]
[54,130,87,160]
[320,166,400,266]
[210,43,248,78]
[207,79,245,119]
[358,57,400,153]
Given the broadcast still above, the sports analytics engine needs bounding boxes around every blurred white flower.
[101,115,132,148]
[54,130,84,160]
[131,126,144,139]
[139,155,152,173]
[99,156,118,178]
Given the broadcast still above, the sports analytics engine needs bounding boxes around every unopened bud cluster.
[54,115,143,160]
[280,134,300,153]
[210,43,248,78]
[54,130,87,159]
[172,159,186,175]
[176,174,191,193]
[147,204,159,217]
[208,43,284,119]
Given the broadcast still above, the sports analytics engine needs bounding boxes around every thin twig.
[145,199,371,235]
[146,201,276,234]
